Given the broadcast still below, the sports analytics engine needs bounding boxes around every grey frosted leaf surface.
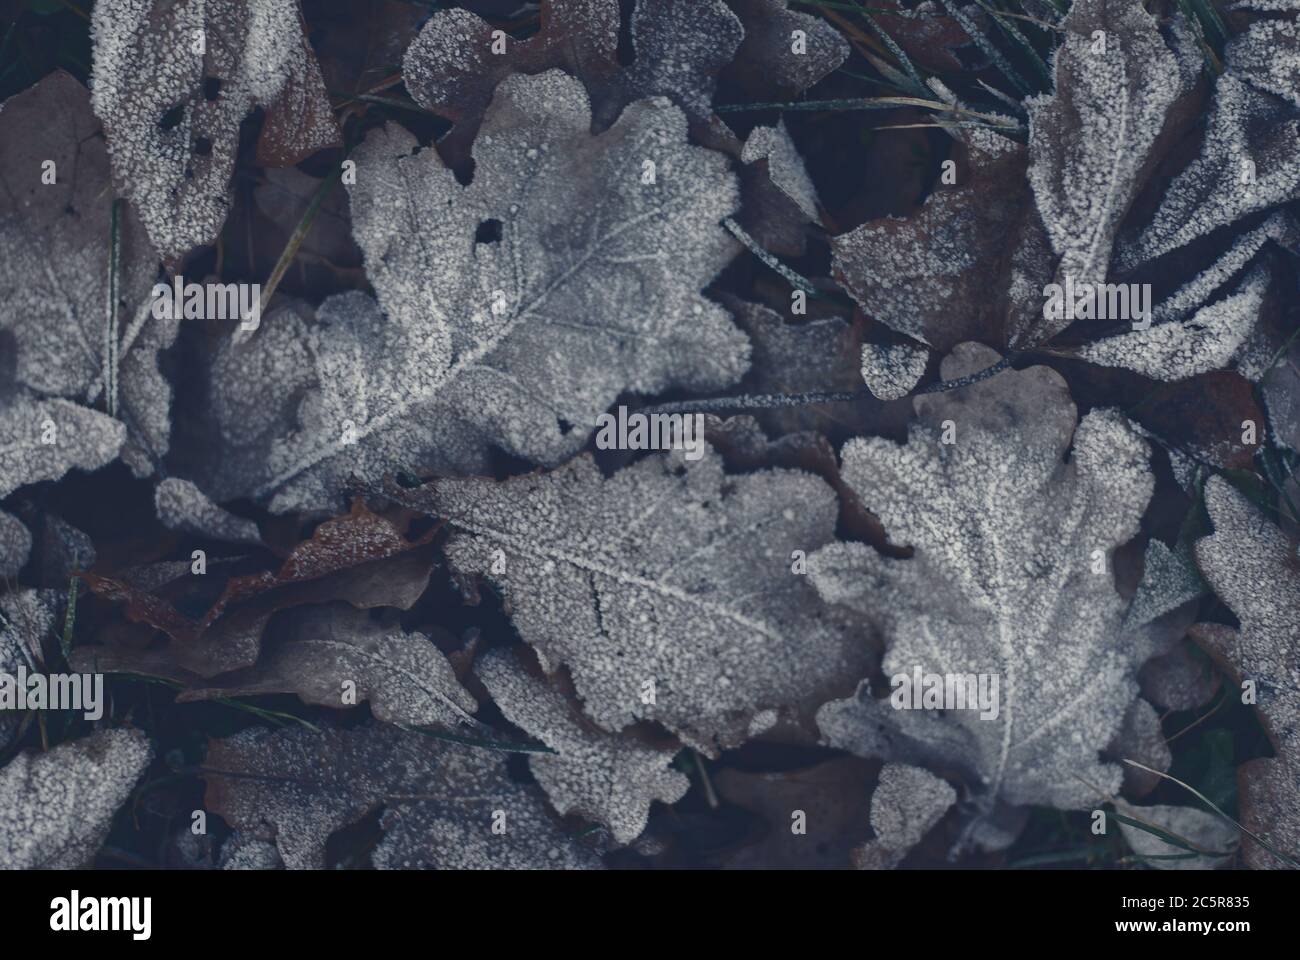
[0,589,56,751]
[1195,478,1300,869]
[861,342,929,402]
[0,71,172,477]
[90,0,338,260]
[855,763,955,869]
[741,122,820,222]
[1262,339,1300,451]
[0,396,125,499]
[475,648,688,845]
[181,604,477,729]
[155,478,261,544]
[1025,0,1181,313]
[1123,539,1205,630]
[0,512,32,580]
[403,0,742,159]
[1116,802,1238,870]
[260,69,747,511]
[1119,76,1300,272]
[810,343,1161,811]
[1073,267,1269,382]
[391,447,867,756]
[831,127,1040,351]
[200,302,316,503]
[203,724,602,870]
[0,728,154,869]
[1111,699,1171,799]
[1226,17,1300,108]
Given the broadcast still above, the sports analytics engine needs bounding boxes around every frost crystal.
[259,70,748,511]
[476,649,688,845]
[1194,478,1300,869]
[90,0,338,260]
[811,344,1165,813]
[0,728,153,868]
[390,447,867,756]
[1025,0,1180,300]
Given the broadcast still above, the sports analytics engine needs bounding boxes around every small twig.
[721,217,820,295]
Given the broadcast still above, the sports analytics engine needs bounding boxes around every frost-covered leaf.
[0,396,125,500]
[77,499,435,678]
[191,302,316,503]
[388,446,868,756]
[1262,338,1300,451]
[1123,538,1205,630]
[0,512,31,580]
[475,648,688,845]
[1194,477,1300,869]
[1116,801,1238,870]
[1024,0,1181,334]
[0,589,55,750]
[721,0,849,100]
[0,71,172,478]
[741,122,820,223]
[1225,16,1300,109]
[1118,76,1300,272]
[0,728,154,868]
[831,127,1041,353]
[853,763,955,870]
[1071,267,1270,382]
[861,342,929,402]
[257,70,747,511]
[181,604,477,728]
[403,0,743,164]
[90,0,340,260]
[203,724,603,869]
[155,477,261,545]
[811,344,1164,817]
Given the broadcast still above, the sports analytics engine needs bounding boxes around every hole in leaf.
[158,104,186,131]
[557,417,573,436]
[194,137,213,156]
[203,76,222,101]
[474,218,503,245]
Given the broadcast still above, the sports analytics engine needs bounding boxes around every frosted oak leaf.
[90,0,339,261]
[258,70,748,512]
[811,344,1165,823]
[0,71,172,480]
[387,446,868,756]
[1024,0,1182,333]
